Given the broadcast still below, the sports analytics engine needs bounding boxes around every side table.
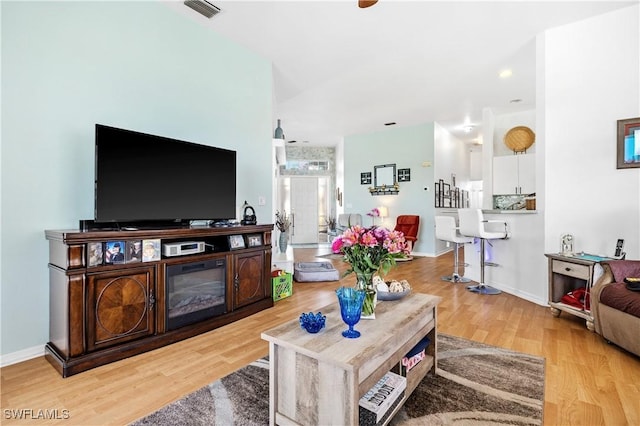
[544,253,608,331]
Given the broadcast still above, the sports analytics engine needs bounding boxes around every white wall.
[433,122,471,255]
[1,2,272,360]
[542,4,640,259]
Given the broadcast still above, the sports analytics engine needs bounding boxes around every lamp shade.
[377,206,388,218]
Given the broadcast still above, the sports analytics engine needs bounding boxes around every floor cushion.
[294,262,340,282]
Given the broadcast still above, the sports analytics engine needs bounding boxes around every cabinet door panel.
[87,267,155,351]
[233,251,266,309]
[493,156,518,194]
[517,154,536,194]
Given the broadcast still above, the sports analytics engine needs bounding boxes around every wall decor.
[361,172,372,185]
[617,117,640,169]
[369,163,399,195]
[398,168,411,182]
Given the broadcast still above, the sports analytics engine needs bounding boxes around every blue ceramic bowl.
[299,312,326,333]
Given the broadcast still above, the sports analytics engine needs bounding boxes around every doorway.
[277,176,331,245]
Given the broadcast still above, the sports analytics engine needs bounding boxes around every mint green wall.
[1,2,272,356]
[344,123,436,255]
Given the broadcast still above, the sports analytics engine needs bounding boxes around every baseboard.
[0,344,44,368]
[493,283,547,306]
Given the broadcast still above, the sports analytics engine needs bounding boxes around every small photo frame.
[105,241,126,264]
[360,172,372,185]
[398,168,411,182]
[88,242,103,267]
[126,240,143,263]
[228,235,246,250]
[247,234,263,247]
[142,239,161,262]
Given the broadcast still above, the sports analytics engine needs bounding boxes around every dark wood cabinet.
[86,267,156,352]
[45,224,273,377]
[233,251,268,309]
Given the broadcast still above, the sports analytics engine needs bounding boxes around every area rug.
[131,334,544,426]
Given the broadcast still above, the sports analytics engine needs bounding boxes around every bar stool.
[435,216,474,283]
[457,208,509,295]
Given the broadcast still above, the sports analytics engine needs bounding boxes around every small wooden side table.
[544,253,608,331]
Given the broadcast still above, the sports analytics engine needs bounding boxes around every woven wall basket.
[504,126,535,152]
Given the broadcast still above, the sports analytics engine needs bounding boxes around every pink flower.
[331,236,344,254]
[367,208,380,217]
[361,231,378,247]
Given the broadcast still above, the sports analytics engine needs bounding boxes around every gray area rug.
[131,334,544,425]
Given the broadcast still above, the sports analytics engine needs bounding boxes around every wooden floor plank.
[1,247,639,425]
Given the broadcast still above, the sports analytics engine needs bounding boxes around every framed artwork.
[105,240,126,264]
[228,235,246,250]
[247,234,263,247]
[88,242,103,267]
[126,240,142,263]
[360,172,372,185]
[617,117,640,169]
[142,239,161,262]
[398,168,411,182]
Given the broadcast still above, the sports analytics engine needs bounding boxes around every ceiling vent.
[184,0,221,19]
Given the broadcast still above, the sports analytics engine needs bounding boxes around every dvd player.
[162,241,205,257]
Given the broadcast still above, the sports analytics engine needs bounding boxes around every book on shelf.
[359,371,406,426]
[400,336,431,375]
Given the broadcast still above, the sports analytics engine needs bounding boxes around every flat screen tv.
[94,124,236,225]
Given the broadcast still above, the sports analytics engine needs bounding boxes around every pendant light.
[358,0,378,8]
[274,119,285,140]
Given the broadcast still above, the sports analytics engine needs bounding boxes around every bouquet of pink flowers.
[332,225,408,278]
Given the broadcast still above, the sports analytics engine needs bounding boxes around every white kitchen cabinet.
[493,153,535,195]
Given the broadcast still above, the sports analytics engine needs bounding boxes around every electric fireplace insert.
[165,258,227,330]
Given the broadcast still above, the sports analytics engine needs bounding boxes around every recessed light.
[384,122,396,126]
[499,69,513,78]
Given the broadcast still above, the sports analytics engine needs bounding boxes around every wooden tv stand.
[261,292,441,425]
[45,224,274,377]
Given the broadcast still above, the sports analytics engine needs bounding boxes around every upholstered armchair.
[394,215,420,252]
[336,213,362,234]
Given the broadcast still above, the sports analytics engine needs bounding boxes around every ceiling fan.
[358,0,378,8]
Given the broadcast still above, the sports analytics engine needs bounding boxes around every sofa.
[590,260,640,357]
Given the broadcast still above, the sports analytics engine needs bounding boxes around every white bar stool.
[457,208,509,295]
[435,216,474,283]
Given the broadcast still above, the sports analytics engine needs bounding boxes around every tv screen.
[95,124,236,224]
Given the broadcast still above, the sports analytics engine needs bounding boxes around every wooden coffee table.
[261,292,441,425]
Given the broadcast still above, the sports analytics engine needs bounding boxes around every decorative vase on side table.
[279,231,289,253]
[356,271,377,318]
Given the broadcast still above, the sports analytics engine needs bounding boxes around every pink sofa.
[591,260,640,357]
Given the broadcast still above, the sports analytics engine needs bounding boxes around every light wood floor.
[2,248,639,425]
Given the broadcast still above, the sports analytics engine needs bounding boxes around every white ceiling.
[165,0,637,146]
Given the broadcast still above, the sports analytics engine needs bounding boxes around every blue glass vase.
[336,287,366,338]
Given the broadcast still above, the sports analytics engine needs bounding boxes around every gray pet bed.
[294,262,340,282]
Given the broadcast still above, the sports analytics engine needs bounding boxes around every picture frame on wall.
[360,172,372,185]
[617,117,640,169]
[398,168,411,182]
